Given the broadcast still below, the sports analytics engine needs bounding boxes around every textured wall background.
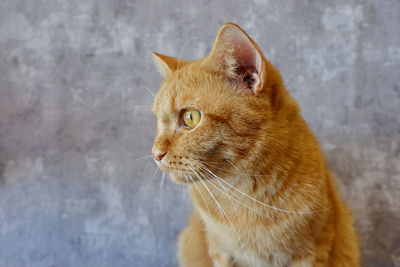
[0,0,399,266]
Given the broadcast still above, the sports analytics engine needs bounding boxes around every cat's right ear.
[152,52,185,77]
[203,23,265,95]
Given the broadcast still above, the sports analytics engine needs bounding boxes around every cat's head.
[151,23,293,183]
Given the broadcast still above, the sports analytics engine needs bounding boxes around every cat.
[151,23,359,267]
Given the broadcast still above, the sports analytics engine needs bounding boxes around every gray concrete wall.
[0,0,399,266]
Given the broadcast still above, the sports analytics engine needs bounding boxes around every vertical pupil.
[189,113,193,121]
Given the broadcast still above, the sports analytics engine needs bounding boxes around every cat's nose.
[153,151,167,161]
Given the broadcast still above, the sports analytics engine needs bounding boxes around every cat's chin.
[169,172,198,184]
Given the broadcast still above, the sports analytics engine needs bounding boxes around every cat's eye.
[182,109,201,129]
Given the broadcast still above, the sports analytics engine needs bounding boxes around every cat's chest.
[199,209,292,267]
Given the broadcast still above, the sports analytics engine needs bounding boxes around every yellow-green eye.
[183,109,201,129]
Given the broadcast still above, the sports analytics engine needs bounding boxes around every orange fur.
[152,23,359,267]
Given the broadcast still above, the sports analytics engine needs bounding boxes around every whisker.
[197,168,271,219]
[141,85,155,98]
[190,166,251,266]
[186,172,212,216]
[176,37,201,70]
[114,74,155,99]
[158,172,166,211]
[133,155,154,161]
[195,165,241,212]
[152,166,160,178]
[193,161,258,205]
[133,106,152,109]
[214,172,322,214]
[193,160,331,214]
[190,166,223,216]
[195,164,277,218]
[197,160,268,177]
[175,37,205,97]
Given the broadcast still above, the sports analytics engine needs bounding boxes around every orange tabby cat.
[151,23,359,267]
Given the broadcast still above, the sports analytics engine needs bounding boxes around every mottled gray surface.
[0,0,399,266]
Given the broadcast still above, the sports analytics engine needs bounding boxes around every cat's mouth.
[155,157,201,183]
[155,156,223,184]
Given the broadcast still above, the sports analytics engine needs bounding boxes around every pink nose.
[153,151,167,161]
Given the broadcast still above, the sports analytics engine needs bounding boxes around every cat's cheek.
[220,146,237,161]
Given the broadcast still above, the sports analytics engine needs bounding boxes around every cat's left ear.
[204,23,265,95]
[152,52,188,78]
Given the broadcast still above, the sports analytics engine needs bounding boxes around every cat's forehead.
[152,86,175,116]
[153,70,212,114]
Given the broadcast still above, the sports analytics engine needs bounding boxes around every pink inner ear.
[225,28,262,73]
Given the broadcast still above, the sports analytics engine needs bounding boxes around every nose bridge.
[152,133,171,154]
